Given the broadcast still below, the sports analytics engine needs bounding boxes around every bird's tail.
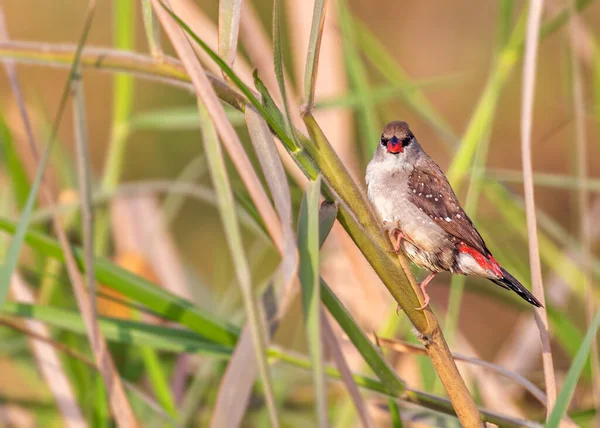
[491,267,543,308]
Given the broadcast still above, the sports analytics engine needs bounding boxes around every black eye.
[380,135,388,146]
[401,132,414,146]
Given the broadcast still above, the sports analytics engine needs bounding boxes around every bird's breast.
[366,164,447,251]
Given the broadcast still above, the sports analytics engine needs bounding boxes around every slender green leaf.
[355,19,455,144]
[102,0,135,192]
[547,309,600,427]
[273,0,301,149]
[389,398,403,428]
[0,117,29,209]
[0,3,97,306]
[486,169,600,192]
[3,302,532,427]
[298,175,327,426]
[129,106,245,130]
[338,0,380,159]
[303,0,328,109]
[2,302,233,355]
[140,345,178,418]
[0,216,240,345]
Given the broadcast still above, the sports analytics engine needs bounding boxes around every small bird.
[366,121,542,309]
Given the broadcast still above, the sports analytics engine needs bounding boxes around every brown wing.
[407,159,490,256]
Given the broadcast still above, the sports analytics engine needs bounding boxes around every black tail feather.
[491,267,543,308]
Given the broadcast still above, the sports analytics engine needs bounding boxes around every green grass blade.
[547,308,600,427]
[497,0,515,52]
[0,0,96,309]
[272,0,301,150]
[129,106,245,130]
[355,19,455,144]
[389,398,403,428]
[2,302,233,355]
[139,346,178,418]
[197,100,279,426]
[95,0,136,257]
[298,175,328,426]
[141,0,163,59]
[0,216,240,345]
[161,5,294,149]
[103,0,135,192]
[486,169,600,192]
[315,197,404,396]
[314,75,465,111]
[321,281,405,395]
[0,117,29,209]
[338,0,380,159]
[0,123,53,309]
[302,0,327,109]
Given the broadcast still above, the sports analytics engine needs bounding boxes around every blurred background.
[0,0,599,426]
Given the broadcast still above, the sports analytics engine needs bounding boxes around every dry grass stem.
[520,0,557,417]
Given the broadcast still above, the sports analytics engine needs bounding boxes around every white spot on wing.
[445,217,451,222]
[457,214,461,218]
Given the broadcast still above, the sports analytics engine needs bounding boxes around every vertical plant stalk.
[218,0,242,71]
[273,0,301,150]
[520,0,556,417]
[72,64,100,346]
[568,2,599,417]
[103,0,135,192]
[246,108,298,301]
[141,0,163,60]
[197,99,279,427]
[8,1,138,424]
[444,129,493,347]
[298,176,328,427]
[303,0,328,111]
[97,0,136,256]
[300,114,483,427]
[152,1,284,253]
[321,311,374,428]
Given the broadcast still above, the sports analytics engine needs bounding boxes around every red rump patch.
[458,242,502,277]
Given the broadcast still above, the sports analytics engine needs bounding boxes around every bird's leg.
[387,229,405,253]
[415,272,436,310]
[396,272,436,314]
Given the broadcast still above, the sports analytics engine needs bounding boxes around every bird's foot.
[387,229,404,253]
[415,272,436,310]
[415,293,431,311]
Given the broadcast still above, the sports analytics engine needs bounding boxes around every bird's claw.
[415,294,430,311]
[414,272,435,311]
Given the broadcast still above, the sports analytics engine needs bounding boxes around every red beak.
[387,137,403,153]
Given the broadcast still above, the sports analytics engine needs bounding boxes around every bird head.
[379,121,415,154]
